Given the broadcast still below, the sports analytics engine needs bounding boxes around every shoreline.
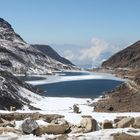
[21,71,124,85]
[91,68,140,112]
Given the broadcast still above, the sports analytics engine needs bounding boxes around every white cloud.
[79,38,110,64]
[63,37,128,68]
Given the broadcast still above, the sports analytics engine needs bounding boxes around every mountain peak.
[0,18,14,31]
[0,17,24,42]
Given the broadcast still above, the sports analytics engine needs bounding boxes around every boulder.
[70,117,97,133]
[35,118,69,136]
[22,119,39,134]
[35,124,69,136]
[80,116,97,133]
[133,117,140,128]
[102,120,113,129]
[73,104,80,113]
[116,117,134,128]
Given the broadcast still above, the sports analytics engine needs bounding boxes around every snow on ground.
[0,100,140,140]
[0,72,139,139]
[28,96,140,125]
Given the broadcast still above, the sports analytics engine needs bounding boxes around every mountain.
[94,40,140,112]
[31,44,74,66]
[102,40,140,69]
[0,69,42,110]
[0,18,24,42]
[0,18,79,74]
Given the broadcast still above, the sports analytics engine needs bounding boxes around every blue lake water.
[18,72,123,98]
[38,79,122,98]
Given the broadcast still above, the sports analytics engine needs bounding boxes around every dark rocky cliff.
[32,44,74,66]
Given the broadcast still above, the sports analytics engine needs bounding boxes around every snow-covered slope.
[0,18,80,74]
[0,69,43,110]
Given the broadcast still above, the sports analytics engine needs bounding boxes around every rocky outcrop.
[102,40,140,69]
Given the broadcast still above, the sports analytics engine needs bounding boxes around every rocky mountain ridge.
[0,18,24,42]
[32,44,74,66]
[94,40,140,112]
[0,18,79,75]
[102,40,140,69]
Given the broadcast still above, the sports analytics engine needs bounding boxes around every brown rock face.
[102,40,140,69]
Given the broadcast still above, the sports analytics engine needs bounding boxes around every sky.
[0,0,140,68]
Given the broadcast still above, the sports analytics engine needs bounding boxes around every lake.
[18,72,123,98]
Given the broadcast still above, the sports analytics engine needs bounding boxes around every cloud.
[79,38,110,64]
[63,37,127,68]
